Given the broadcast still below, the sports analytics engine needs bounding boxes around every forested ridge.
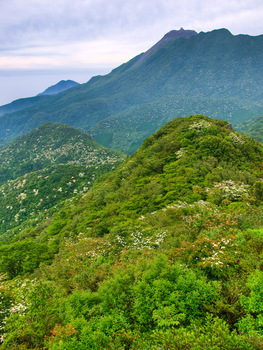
[1,115,263,349]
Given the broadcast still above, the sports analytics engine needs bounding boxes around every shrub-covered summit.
[0,122,126,237]
[45,114,263,238]
[0,122,126,185]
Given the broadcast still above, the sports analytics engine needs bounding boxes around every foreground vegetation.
[1,115,263,349]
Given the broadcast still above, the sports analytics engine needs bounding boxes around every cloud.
[0,0,158,46]
[0,0,263,71]
[2,0,262,43]
[0,40,143,70]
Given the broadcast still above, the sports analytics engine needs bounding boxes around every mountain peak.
[133,28,197,67]
[162,28,198,41]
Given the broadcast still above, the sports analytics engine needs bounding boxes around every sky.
[0,0,263,105]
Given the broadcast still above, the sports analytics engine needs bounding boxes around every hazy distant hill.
[0,81,79,119]
[38,80,79,96]
[1,28,263,152]
[0,94,51,118]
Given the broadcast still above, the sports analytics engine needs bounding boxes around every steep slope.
[38,80,79,96]
[0,122,126,185]
[1,115,263,349]
[0,28,263,151]
[235,115,263,143]
[132,27,197,67]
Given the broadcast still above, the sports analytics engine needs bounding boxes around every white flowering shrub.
[206,180,249,202]
[176,233,241,278]
[115,228,167,252]
[229,132,245,144]
[175,148,185,159]
[188,120,212,132]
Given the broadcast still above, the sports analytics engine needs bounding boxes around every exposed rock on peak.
[133,28,197,67]
[162,28,198,41]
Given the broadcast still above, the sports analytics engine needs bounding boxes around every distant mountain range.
[0,81,78,119]
[0,28,263,153]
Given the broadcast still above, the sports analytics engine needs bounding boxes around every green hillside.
[0,122,126,184]
[0,163,119,237]
[37,115,263,236]
[0,122,125,238]
[1,115,263,349]
[91,95,262,154]
[235,115,263,144]
[1,29,263,152]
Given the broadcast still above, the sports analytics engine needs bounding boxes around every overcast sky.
[0,0,263,105]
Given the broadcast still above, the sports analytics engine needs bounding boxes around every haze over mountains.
[0,28,263,153]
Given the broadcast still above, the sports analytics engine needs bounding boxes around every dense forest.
[1,115,263,349]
